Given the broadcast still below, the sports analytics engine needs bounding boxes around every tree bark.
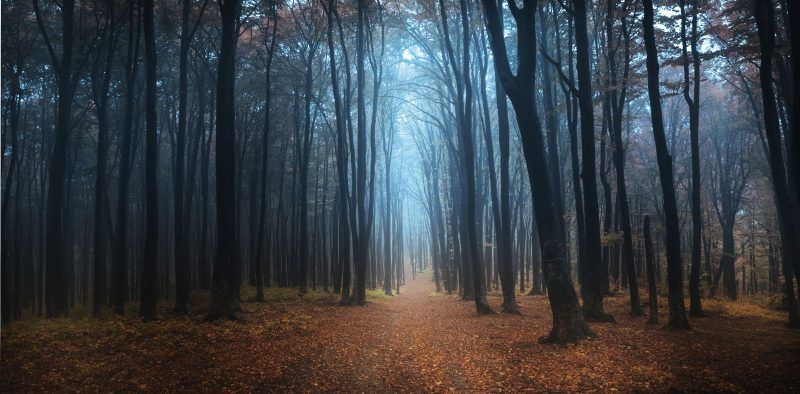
[573,0,612,322]
[680,0,706,317]
[642,0,691,330]
[644,216,659,324]
[481,0,592,343]
[753,0,800,328]
[34,0,75,318]
[140,0,159,322]
[90,1,116,316]
[207,0,242,321]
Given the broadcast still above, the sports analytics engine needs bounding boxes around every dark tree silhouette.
[139,0,159,322]
[573,0,612,323]
[753,0,800,328]
[644,215,658,325]
[207,0,242,321]
[33,0,75,318]
[641,0,691,331]
[679,0,706,317]
[481,0,592,343]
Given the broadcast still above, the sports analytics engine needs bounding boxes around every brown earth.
[2,270,799,392]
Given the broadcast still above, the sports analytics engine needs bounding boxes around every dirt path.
[257,270,800,392]
[3,269,799,392]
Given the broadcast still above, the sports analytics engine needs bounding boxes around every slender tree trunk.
[573,0,612,322]
[680,0,705,317]
[495,0,515,314]
[644,216,659,324]
[172,0,197,315]
[140,0,159,322]
[298,44,316,296]
[34,0,75,318]
[254,11,277,302]
[481,0,592,343]
[91,2,116,316]
[642,0,691,330]
[353,0,368,306]
[606,4,643,316]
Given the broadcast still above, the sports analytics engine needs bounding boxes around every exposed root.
[501,302,522,315]
[538,307,596,345]
[476,301,496,315]
[583,308,616,323]
[538,321,596,345]
[663,313,693,331]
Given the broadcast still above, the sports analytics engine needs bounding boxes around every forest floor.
[2,270,799,392]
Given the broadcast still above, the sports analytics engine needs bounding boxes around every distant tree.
[707,109,751,301]
[644,216,659,325]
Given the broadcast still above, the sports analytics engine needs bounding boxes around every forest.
[1,0,799,391]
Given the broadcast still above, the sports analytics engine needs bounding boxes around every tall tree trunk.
[140,0,159,322]
[113,1,140,315]
[382,131,393,296]
[254,9,278,302]
[573,0,612,322]
[680,0,705,317]
[91,2,116,316]
[478,19,516,311]
[481,0,592,343]
[353,0,368,305]
[495,0,515,314]
[1,74,22,320]
[326,0,352,304]
[207,0,242,321]
[439,0,493,314]
[173,0,199,315]
[644,216,659,324]
[753,0,800,328]
[34,0,75,318]
[298,43,316,296]
[607,2,643,316]
[642,0,691,330]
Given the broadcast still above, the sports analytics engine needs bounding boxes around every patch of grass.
[366,289,392,302]
[429,291,461,298]
[2,284,398,338]
[239,285,393,304]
